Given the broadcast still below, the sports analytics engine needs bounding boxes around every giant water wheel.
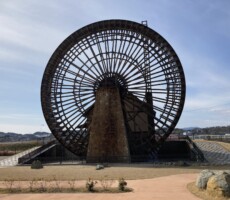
[41,20,186,162]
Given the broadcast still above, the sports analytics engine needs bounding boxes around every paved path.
[0,173,199,200]
[0,157,8,161]
[0,147,40,167]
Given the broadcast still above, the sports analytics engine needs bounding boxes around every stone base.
[86,87,130,163]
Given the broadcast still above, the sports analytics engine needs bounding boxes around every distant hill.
[181,127,200,131]
[1,125,230,142]
[0,131,52,142]
[33,132,51,138]
[180,126,230,136]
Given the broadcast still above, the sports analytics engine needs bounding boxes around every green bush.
[31,160,43,169]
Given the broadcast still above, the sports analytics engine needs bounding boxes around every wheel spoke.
[41,20,185,158]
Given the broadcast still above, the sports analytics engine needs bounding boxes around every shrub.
[118,178,127,191]
[68,179,77,191]
[3,179,14,192]
[52,176,61,192]
[31,160,43,169]
[86,178,97,192]
[15,181,21,192]
[99,176,114,190]
[29,179,36,192]
[38,179,47,192]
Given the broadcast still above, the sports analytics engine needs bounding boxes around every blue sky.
[0,0,230,133]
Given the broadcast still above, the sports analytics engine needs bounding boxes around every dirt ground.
[0,164,229,181]
[1,165,230,199]
[0,173,200,200]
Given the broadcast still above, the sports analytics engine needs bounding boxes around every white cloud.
[0,14,67,58]
[0,0,230,132]
[184,94,230,111]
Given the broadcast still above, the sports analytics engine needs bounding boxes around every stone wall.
[87,87,130,162]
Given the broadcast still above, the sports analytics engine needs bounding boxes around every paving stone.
[194,142,230,165]
[0,147,40,167]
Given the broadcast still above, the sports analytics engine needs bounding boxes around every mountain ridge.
[0,131,51,142]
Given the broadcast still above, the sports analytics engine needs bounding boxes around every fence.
[191,135,230,142]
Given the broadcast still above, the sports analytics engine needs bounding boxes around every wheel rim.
[41,20,186,156]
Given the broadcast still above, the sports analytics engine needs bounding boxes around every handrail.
[182,136,206,162]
